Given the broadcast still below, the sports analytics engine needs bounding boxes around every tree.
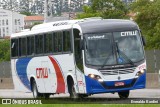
[77,0,128,19]
[20,11,32,16]
[1,0,19,12]
[19,0,30,12]
[0,39,10,62]
[30,22,42,29]
[131,0,160,49]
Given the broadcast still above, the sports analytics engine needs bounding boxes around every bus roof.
[79,19,139,34]
[11,19,138,38]
[11,20,82,38]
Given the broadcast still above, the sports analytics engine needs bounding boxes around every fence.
[0,61,14,89]
[145,50,160,73]
[0,50,160,89]
[0,61,11,78]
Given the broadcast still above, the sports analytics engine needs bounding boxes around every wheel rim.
[33,84,37,98]
[72,85,77,98]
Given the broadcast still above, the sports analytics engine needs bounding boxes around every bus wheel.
[118,90,130,99]
[70,83,78,98]
[32,80,41,98]
[68,78,78,98]
[44,94,50,99]
[79,94,88,98]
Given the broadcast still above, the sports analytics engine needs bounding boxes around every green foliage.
[131,0,160,49]
[30,22,43,29]
[0,39,10,62]
[20,11,32,16]
[77,0,128,19]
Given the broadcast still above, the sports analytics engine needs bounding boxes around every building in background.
[0,9,25,38]
[24,16,44,29]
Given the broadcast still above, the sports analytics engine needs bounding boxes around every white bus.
[11,18,146,98]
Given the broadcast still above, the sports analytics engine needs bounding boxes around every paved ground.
[0,89,159,98]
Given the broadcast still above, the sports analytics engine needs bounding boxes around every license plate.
[115,82,125,87]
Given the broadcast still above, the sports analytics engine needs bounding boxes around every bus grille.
[99,67,136,75]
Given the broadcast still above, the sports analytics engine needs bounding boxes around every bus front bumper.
[85,72,146,94]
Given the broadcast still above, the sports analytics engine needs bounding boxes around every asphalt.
[0,89,159,98]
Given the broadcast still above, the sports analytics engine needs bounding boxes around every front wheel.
[118,90,130,99]
[70,83,78,98]
[32,80,41,98]
[79,94,88,98]
[68,78,78,98]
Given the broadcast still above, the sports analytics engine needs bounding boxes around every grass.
[0,104,160,107]
[0,98,159,107]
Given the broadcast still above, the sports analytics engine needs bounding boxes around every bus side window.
[44,33,53,53]
[63,31,71,52]
[27,36,34,56]
[19,37,27,57]
[11,39,18,57]
[53,32,62,53]
[35,34,44,54]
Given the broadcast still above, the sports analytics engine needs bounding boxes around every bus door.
[73,29,85,93]
[76,68,85,93]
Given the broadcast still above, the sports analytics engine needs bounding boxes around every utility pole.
[154,49,157,73]
[44,0,48,23]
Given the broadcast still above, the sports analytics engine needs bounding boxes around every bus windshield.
[84,30,144,66]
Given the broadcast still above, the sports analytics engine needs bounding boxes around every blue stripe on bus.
[85,72,146,94]
[16,57,32,90]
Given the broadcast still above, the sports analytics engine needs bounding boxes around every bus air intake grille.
[99,67,136,75]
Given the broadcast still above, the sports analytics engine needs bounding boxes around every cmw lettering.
[121,31,137,36]
[36,68,48,79]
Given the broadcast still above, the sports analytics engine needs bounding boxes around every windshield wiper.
[101,51,113,69]
[115,42,135,66]
[101,44,115,69]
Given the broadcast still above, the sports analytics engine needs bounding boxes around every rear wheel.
[44,93,50,99]
[32,80,41,98]
[118,90,130,99]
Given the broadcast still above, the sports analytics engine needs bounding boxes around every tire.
[44,93,50,99]
[118,90,130,99]
[68,80,78,98]
[78,94,88,98]
[32,80,41,98]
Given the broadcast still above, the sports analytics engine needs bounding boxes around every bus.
[11,18,146,98]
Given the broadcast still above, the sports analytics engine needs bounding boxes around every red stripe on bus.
[49,56,65,93]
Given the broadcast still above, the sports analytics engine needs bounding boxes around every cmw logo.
[121,31,137,36]
[36,68,49,79]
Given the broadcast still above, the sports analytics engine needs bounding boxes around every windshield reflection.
[84,30,144,66]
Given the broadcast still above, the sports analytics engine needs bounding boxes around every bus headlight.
[88,74,95,78]
[135,69,145,78]
[98,79,104,82]
[88,74,103,82]
[140,69,145,74]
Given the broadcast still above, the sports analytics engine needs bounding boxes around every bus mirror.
[80,40,84,50]
[142,36,146,46]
